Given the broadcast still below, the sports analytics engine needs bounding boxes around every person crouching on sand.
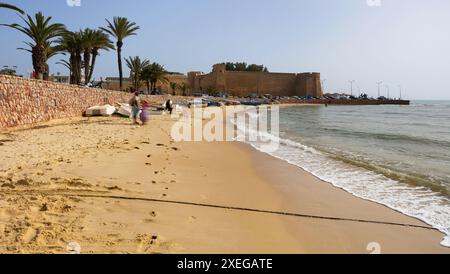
[129,91,141,125]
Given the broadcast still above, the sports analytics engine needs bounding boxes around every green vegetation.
[101,17,140,90]
[57,29,113,85]
[179,83,189,96]
[169,82,179,95]
[222,62,269,72]
[141,62,168,94]
[0,2,24,14]
[125,56,149,90]
[0,68,17,75]
[1,7,180,94]
[1,6,260,96]
[2,12,65,80]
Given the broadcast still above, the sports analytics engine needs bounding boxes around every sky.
[1,0,450,100]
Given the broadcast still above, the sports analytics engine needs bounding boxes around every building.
[187,64,323,97]
[89,63,323,97]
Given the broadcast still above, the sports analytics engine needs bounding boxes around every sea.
[234,100,450,247]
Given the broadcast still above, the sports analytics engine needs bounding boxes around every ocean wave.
[319,127,450,147]
[232,116,450,247]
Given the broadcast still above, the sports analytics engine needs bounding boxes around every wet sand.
[0,115,449,254]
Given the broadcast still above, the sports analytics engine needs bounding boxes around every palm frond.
[0,2,24,14]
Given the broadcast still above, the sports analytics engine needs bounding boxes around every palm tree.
[2,12,65,80]
[141,63,168,94]
[125,56,149,91]
[80,28,95,85]
[0,2,24,14]
[17,40,62,79]
[56,59,71,75]
[57,31,83,84]
[87,30,114,84]
[179,83,189,96]
[140,65,152,93]
[169,82,179,96]
[101,17,139,90]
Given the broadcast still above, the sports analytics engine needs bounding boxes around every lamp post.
[349,80,355,96]
[398,85,402,100]
[376,81,383,98]
[385,85,390,99]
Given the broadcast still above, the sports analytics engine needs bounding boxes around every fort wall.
[188,64,323,97]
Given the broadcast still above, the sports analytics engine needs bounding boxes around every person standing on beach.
[129,91,141,125]
[165,97,174,115]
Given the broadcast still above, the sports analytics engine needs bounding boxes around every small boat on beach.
[85,104,116,117]
[116,103,132,117]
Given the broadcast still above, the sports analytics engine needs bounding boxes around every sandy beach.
[0,113,449,254]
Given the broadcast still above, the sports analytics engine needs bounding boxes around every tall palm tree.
[17,40,62,79]
[87,30,114,84]
[2,12,65,80]
[57,31,83,84]
[169,82,179,96]
[101,17,139,90]
[0,2,24,14]
[179,83,189,96]
[80,28,95,85]
[141,63,168,94]
[125,56,149,91]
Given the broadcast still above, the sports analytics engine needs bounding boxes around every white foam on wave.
[232,116,450,248]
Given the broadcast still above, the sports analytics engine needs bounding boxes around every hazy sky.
[1,0,450,99]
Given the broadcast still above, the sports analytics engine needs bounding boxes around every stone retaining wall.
[0,75,134,129]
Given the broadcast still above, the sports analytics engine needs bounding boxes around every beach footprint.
[136,234,159,253]
[187,216,197,224]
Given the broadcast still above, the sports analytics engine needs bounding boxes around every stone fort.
[101,63,323,97]
[187,64,323,97]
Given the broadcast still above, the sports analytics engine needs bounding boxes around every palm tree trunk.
[146,80,150,94]
[88,49,98,83]
[70,53,76,84]
[43,63,49,81]
[83,49,91,85]
[32,45,47,80]
[117,41,123,90]
[75,51,82,85]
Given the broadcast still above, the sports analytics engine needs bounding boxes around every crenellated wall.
[0,75,133,129]
[188,64,323,97]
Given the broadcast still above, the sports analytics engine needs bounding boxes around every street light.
[398,85,402,100]
[321,79,327,93]
[385,85,390,99]
[349,80,355,96]
[376,81,383,98]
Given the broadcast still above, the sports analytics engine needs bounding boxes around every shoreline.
[243,142,448,253]
[0,116,449,253]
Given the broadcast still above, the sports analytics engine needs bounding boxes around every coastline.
[0,116,448,253]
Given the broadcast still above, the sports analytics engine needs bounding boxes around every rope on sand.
[61,192,437,231]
